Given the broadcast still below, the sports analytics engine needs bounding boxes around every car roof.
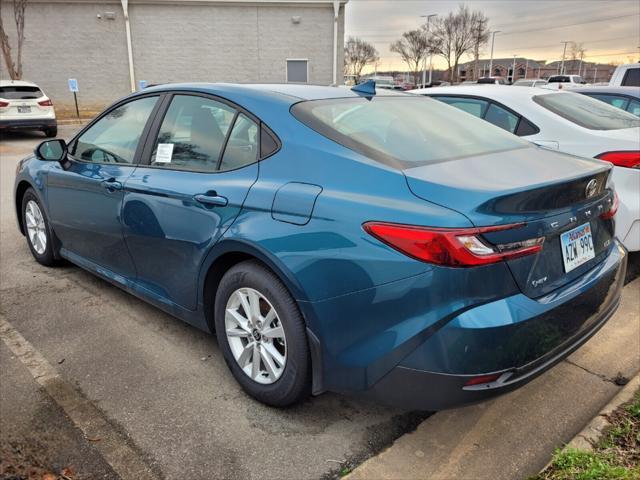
[0,79,40,88]
[140,82,407,104]
[566,86,640,98]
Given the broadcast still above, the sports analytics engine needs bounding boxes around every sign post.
[68,79,80,122]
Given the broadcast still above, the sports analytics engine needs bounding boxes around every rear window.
[548,76,570,83]
[0,86,44,99]
[291,96,528,169]
[533,92,639,130]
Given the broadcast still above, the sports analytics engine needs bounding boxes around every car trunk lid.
[404,146,616,297]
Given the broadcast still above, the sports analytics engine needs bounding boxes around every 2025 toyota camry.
[14,83,626,410]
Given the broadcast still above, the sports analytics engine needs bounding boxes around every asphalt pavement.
[1,126,638,480]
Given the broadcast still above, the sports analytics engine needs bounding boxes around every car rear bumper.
[364,241,627,410]
[0,118,57,130]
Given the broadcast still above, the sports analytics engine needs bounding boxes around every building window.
[287,59,308,83]
[494,68,501,76]
[518,68,525,76]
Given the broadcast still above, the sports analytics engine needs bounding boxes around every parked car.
[609,63,640,87]
[0,80,57,137]
[16,83,626,410]
[546,75,587,88]
[477,76,507,85]
[410,85,640,252]
[513,79,548,87]
[415,81,451,88]
[568,86,640,117]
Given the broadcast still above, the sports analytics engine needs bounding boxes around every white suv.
[0,80,57,137]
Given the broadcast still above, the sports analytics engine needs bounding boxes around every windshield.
[533,92,640,130]
[0,86,44,99]
[291,96,529,169]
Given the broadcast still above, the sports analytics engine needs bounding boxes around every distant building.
[458,57,617,83]
[0,0,347,114]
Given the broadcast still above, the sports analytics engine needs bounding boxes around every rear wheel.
[21,188,57,266]
[43,127,57,137]
[214,260,311,407]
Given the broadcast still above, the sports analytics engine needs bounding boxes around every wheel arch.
[15,180,34,235]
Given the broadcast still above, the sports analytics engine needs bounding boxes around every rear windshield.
[0,86,44,99]
[291,96,528,168]
[533,92,640,130]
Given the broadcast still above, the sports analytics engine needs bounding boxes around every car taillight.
[0,100,9,107]
[596,151,640,169]
[362,222,544,267]
[38,99,53,107]
[600,191,619,220]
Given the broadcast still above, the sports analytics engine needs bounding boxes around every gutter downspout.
[121,0,136,92]
[332,1,339,85]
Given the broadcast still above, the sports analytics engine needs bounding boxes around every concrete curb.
[562,373,639,453]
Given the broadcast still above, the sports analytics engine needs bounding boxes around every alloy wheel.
[25,200,47,255]
[224,287,287,385]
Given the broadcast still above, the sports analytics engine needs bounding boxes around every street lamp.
[488,31,501,77]
[420,14,437,87]
[511,54,517,83]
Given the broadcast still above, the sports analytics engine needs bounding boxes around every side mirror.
[35,139,67,162]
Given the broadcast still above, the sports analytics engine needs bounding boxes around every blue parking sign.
[68,78,79,92]
[138,80,148,90]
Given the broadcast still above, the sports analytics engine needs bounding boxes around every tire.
[214,260,311,407]
[21,188,57,266]
[43,127,57,138]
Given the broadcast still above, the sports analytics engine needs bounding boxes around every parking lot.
[0,126,430,479]
[1,126,639,480]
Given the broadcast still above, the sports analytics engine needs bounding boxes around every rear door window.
[627,99,640,117]
[533,92,639,130]
[0,86,44,99]
[150,95,236,172]
[219,113,259,171]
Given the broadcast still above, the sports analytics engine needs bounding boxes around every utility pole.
[488,31,501,76]
[560,41,570,75]
[578,50,584,76]
[593,66,598,83]
[524,59,529,79]
[420,14,437,87]
[511,54,517,83]
[472,17,487,81]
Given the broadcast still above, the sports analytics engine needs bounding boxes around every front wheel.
[43,127,57,137]
[21,188,57,266]
[214,260,311,407]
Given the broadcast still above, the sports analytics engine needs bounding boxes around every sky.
[344,0,640,72]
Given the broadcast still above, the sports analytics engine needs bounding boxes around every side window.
[151,95,235,172]
[260,125,279,158]
[435,96,488,118]
[627,99,640,117]
[589,94,630,110]
[515,117,538,136]
[72,96,158,164]
[484,103,519,133]
[219,114,259,171]
[621,68,640,87]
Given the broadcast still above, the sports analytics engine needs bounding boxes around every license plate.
[17,106,31,113]
[561,222,595,273]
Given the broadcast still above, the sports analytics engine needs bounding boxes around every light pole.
[488,31,501,77]
[511,54,517,83]
[560,41,571,75]
[420,14,437,87]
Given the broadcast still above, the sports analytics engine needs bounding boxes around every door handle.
[101,178,123,191]
[194,193,228,207]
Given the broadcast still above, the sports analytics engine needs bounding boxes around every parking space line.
[0,314,161,480]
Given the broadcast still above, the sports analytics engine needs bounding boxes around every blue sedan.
[14,83,626,409]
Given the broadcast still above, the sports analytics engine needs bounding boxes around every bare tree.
[344,37,379,84]
[390,29,430,86]
[0,0,28,80]
[431,5,489,83]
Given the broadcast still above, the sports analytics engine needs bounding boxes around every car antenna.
[351,79,376,96]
